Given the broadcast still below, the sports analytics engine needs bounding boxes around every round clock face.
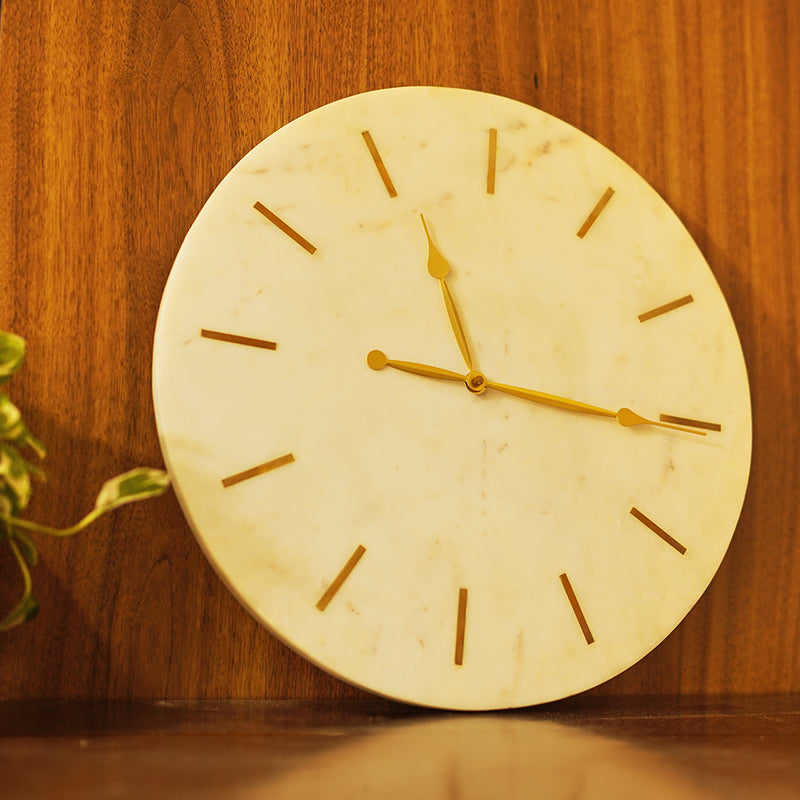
[152,87,751,710]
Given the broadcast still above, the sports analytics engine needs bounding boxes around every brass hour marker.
[253,201,317,254]
[221,453,295,488]
[630,507,687,554]
[637,294,694,322]
[454,587,468,666]
[659,413,721,432]
[559,573,594,644]
[487,128,498,195]
[316,545,367,611]
[361,130,397,198]
[201,329,277,350]
[577,186,615,238]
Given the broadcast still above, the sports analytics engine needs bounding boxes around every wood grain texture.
[0,0,798,701]
[1,698,799,799]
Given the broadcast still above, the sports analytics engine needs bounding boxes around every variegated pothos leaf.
[0,331,26,385]
[94,468,170,514]
[0,443,32,514]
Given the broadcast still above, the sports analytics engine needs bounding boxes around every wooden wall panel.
[0,0,798,700]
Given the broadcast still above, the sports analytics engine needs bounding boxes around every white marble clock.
[152,87,751,709]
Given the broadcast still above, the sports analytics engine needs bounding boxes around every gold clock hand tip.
[419,212,431,237]
[419,215,474,369]
[420,213,450,279]
[367,350,388,370]
[617,407,707,436]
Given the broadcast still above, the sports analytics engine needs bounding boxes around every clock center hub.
[466,371,488,394]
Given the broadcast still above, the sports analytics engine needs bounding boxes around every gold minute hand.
[420,214,475,372]
[483,378,707,436]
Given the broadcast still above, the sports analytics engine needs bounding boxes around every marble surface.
[152,87,751,709]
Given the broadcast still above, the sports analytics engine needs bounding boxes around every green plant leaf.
[94,468,170,514]
[0,394,46,459]
[0,468,170,538]
[0,443,32,515]
[0,331,26,385]
[0,393,22,437]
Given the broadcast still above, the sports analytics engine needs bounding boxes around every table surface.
[0,0,799,703]
[1,697,799,799]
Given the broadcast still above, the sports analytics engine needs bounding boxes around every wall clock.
[152,87,751,710]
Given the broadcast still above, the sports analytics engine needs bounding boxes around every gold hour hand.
[367,350,467,382]
[420,214,475,372]
[484,378,707,436]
